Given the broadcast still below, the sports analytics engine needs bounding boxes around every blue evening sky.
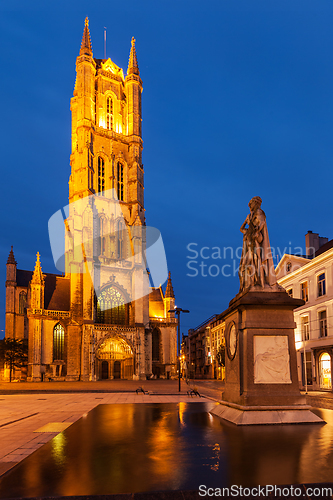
[1,0,333,337]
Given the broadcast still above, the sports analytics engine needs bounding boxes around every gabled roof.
[45,276,70,311]
[149,287,164,302]
[16,269,70,311]
[275,254,310,280]
[315,239,333,257]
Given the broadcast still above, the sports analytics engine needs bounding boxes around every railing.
[27,309,70,318]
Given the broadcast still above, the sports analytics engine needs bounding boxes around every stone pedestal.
[211,290,324,425]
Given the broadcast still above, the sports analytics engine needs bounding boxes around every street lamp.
[169,307,189,392]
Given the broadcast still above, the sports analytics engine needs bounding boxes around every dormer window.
[106,97,113,130]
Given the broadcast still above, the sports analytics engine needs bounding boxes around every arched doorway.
[114,360,121,379]
[101,361,109,379]
[97,336,133,379]
[319,352,332,389]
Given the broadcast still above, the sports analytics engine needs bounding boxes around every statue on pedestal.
[239,196,278,293]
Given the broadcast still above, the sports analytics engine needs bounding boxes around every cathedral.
[4,19,177,382]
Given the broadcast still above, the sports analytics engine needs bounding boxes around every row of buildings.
[182,230,333,392]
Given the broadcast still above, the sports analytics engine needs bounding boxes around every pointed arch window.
[88,152,94,191]
[96,287,126,324]
[117,162,124,201]
[98,157,105,195]
[152,328,161,362]
[99,216,107,256]
[19,291,27,314]
[106,97,113,130]
[53,323,65,361]
[117,220,124,260]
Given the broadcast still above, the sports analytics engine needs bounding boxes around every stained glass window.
[97,287,126,324]
[53,323,65,361]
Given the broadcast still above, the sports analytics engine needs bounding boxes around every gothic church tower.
[3,19,177,383]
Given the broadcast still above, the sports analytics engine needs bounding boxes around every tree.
[216,343,225,368]
[0,338,28,382]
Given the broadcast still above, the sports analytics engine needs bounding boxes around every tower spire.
[165,272,175,298]
[127,37,139,75]
[80,17,93,56]
[7,246,17,265]
[31,252,44,285]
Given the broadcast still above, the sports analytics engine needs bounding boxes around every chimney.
[305,231,328,258]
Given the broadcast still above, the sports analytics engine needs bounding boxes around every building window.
[19,291,27,314]
[301,282,309,302]
[319,310,328,337]
[117,162,124,201]
[99,217,107,256]
[317,273,326,297]
[53,323,65,361]
[96,287,126,324]
[152,328,160,362]
[301,316,310,341]
[287,288,293,297]
[88,153,94,191]
[98,157,105,195]
[117,220,124,259]
[286,262,292,272]
[106,97,113,130]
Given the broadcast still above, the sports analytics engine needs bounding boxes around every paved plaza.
[0,379,332,480]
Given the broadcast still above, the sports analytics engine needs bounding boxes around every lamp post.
[169,307,189,392]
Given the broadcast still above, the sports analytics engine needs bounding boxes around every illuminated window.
[318,273,326,297]
[319,310,327,337]
[301,316,310,341]
[286,262,292,272]
[106,97,113,130]
[53,323,65,361]
[98,157,105,195]
[19,291,26,314]
[117,162,124,201]
[301,282,309,302]
[97,287,126,324]
[319,352,332,389]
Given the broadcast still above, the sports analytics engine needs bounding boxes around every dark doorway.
[114,360,121,379]
[101,361,109,379]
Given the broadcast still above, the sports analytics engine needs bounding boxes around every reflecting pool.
[0,403,333,498]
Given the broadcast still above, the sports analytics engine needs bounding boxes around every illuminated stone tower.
[64,18,147,381]
[3,18,177,383]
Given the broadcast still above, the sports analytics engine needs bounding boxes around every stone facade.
[276,231,333,391]
[3,19,177,382]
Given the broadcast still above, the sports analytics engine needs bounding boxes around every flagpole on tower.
[104,27,107,59]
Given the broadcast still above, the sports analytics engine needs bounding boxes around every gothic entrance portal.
[97,336,134,380]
